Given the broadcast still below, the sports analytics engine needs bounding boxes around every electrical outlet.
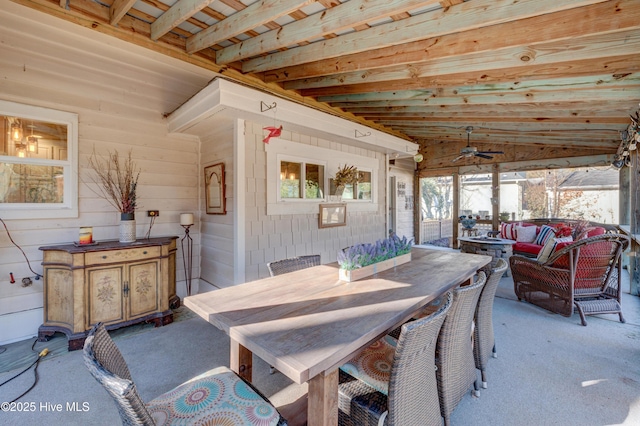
[147,210,159,217]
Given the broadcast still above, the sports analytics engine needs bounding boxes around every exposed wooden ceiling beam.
[215,0,440,64]
[264,0,639,82]
[315,74,640,103]
[150,0,215,41]
[109,0,136,26]
[284,30,640,90]
[328,88,637,109]
[186,0,315,53]
[242,0,607,73]
[296,56,640,97]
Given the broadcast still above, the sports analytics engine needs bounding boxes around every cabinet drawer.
[85,246,161,265]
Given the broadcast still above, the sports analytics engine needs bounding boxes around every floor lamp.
[180,213,194,296]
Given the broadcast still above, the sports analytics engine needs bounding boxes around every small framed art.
[319,203,347,228]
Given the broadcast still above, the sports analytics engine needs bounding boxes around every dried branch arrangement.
[333,164,363,188]
[87,149,140,214]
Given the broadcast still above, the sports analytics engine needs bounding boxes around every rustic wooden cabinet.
[38,236,178,350]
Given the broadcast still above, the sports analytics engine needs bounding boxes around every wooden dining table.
[184,247,491,426]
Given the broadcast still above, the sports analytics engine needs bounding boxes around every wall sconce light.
[11,122,23,142]
[413,153,424,163]
[27,136,39,153]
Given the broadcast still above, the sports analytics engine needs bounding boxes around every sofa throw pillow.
[516,225,537,243]
[500,222,518,240]
[534,224,556,246]
[536,236,557,263]
[536,236,574,263]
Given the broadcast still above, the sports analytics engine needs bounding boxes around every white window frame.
[277,154,327,202]
[0,100,78,219]
[266,138,379,215]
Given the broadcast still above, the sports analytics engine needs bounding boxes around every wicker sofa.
[491,218,620,257]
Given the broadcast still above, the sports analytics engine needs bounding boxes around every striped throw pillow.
[534,224,556,246]
[500,222,518,240]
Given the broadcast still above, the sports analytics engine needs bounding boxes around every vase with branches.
[332,164,363,197]
[88,149,140,242]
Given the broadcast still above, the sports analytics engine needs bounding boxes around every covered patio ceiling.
[14,0,640,171]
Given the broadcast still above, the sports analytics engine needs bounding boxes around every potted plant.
[338,235,413,282]
[88,149,140,243]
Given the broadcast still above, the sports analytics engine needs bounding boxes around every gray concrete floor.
[1,271,639,425]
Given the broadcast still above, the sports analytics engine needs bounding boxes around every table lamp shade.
[180,213,194,226]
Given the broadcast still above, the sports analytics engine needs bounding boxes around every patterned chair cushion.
[147,366,282,426]
[339,335,398,395]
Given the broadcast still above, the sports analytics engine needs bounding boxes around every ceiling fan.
[452,126,504,162]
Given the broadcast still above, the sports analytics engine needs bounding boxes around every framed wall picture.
[319,203,347,228]
[204,162,226,214]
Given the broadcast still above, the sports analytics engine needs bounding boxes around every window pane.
[356,171,371,200]
[305,163,324,199]
[2,116,68,160]
[503,167,619,222]
[0,163,64,203]
[460,174,493,218]
[280,161,302,198]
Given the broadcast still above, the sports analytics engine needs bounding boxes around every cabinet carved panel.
[39,237,177,350]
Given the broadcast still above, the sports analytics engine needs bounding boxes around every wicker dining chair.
[473,258,508,389]
[267,254,321,276]
[83,323,287,426]
[338,291,453,426]
[437,272,486,426]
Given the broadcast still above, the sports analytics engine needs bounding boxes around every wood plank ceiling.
[14,0,640,173]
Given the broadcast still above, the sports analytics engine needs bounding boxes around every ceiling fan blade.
[474,153,493,159]
[451,155,465,162]
[477,150,504,155]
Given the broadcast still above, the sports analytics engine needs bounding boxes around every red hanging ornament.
[262,125,282,144]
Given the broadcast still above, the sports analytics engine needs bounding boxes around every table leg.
[308,369,338,426]
[230,339,252,382]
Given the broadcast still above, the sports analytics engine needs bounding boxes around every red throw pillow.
[554,224,573,238]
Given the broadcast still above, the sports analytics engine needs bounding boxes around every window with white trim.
[279,159,325,200]
[330,169,372,200]
[266,139,379,215]
[0,100,78,219]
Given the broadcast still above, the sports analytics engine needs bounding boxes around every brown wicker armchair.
[510,233,629,326]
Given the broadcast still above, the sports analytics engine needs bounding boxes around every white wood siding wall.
[243,121,387,282]
[0,2,212,344]
[389,160,416,242]
[199,120,235,289]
